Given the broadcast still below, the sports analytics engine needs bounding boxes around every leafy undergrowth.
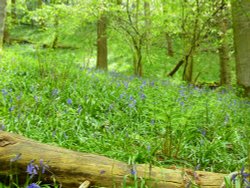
[0,45,249,177]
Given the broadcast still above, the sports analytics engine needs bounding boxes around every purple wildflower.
[140,93,146,100]
[67,98,73,105]
[27,183,40,188]
[100,170,106,175]
[9,106,15,112]
[52,130,56,137]
[150,119,155,125]
[224,114,229,125]
[147,145,151,152]
[1,89,8,96]
[34,96,39,102]
[52,89,59,96]
[64,132,68,139]
[39,159,49,174]
[131,168,136,175]
[0,124,5,131]
[26,160,38,175]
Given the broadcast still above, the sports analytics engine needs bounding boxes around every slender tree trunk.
[38,0,43,8]
[182,0,201,83]
[3,24,9,44]
[96,13,108,71]
[11,0,17,23]
[183,55,194,82]
[52,13,59,49]
[166,33,174,57]
[0,0,7,52]
[218,16,231,86]
[144,0,150,40]
[162,1,174,57]
[232,0,250,97]
[133,43,143,77]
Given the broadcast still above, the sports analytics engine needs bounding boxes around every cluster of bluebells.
[231,166,250,187]
[26,159,49,178]
[27,183,40,188]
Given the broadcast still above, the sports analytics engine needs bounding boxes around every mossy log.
[0,131,226,188]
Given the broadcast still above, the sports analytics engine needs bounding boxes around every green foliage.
[0,45,249,175]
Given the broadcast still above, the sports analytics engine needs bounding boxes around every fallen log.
[0,131,226,188]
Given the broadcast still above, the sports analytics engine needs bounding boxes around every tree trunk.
[52,10,59,49]
[38,0,43,8]
[133,45,143,77]
[11,0,17,23]
[144,0,151,40]
[183,55,194,82]
[0,0,7,51]
[162,0,174,57]
[232,0,250,97]
[96,13,108,71]
[0,131,226,188]
[166,33,174,57]
[218,16,231,86]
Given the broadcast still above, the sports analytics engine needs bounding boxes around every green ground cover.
[0,45,249,176]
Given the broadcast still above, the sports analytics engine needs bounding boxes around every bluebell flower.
[119,93,124,99]
[0,124,5,131]
[9,106,15,112]
[52,89,59,96]
[140,93,146,100]
[180,101,184,107]
[64,132,68,139]
[201,130,206,137]
[131,168,136,175]
[124,82,129,89]
[52,130,56,138]
[26,160,38,175]
[150,119,155,125]
[27,183,40,188]
[67,98,73,105]
[109,104,114,111]
[129,100,136,108]
[34,96,39,103]
[17,93,22,100]
[224,114,229,124]
[100,170,106,174]
[195,164,200,171]
[147,145,151,152]
[1,89,8,96]
[39,159,48,174]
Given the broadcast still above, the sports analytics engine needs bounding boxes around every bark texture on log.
[0,131,225,188]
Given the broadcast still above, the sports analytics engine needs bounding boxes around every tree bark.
[96,13,108,71]
[166,33,174,57]
[0,131,227,188]
[162,0,174,57]
[0,0,7,51]
[11,0,17,23]
[232,0,250,97]
[218,16,231,86]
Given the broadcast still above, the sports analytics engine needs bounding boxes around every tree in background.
[232,0,250,97]
[0,0,7,52]
[161,0,174,57]
[167,0,228,83]
[96,2,108,71]
[217,1,231,86]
